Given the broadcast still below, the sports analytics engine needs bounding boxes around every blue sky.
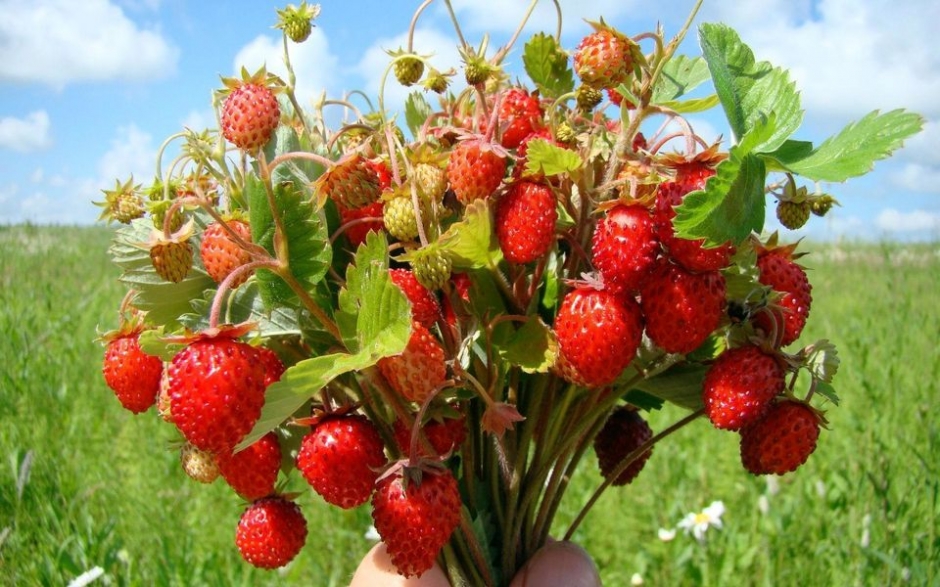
[1,0,937,241]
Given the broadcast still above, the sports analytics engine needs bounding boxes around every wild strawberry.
[149,233,194,283]
[754,244,812,347]
[495,180,558,264]
[390,268,442,328]
[216,432,282,501]
[101,331,163,414]
[256,345,286,388]
[378,321,448,404]
[554,286,643,388]
[167,333,266,454]
[640,260,726,354]
[200,219,253,286]
[393,54,425,86]
[235,496,308,570]
[393,413,467,458]
[339,200,385,248]
[575,83,603,112]
[180,441,220,484]
[573,22,635,89]
[497,87,543,149]
[591,203,659,293]
[446,140,506,204]
[702,345,785,431]
[296,413,387,509]
[383,189,429,243]
[412,155,448,203]
[410,246,452,292]
[219,68,281,153]
[95,177,145,224]
[371,467,462,578]
[275,1,319,43]
[776,199,811,230]
[593,407,653,486]
[314,153,381,209]
[740,400,821,475]
[654,181,734,272]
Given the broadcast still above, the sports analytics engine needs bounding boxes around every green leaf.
[673,140,767,245]
[523,138,583,178]
[762,139,814,172]
[522,32,574,99]
[657,94,720,114]
[699,23,803,152]
[249,174,332,308]
[181,281,301,338]
[777,109,925,181]
[336,230,412,355]
[405,92,434,139]
[439,199,500,269]
[497,318,557,373]
[651,55,711,103]
[630,364,708,411]
[237,350,381,450]
[264,125,325,186]
[111,217,215,329]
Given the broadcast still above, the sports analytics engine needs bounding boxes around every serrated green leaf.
[336,230,411,354]
[522,32,574,99]
[805,339,840,384]
[778,109,925,181]
[111,217,215,329]
[497,318,557,373]
[762,139,814,172]
[699,23,803,152]
[651,55,711,103]
[621,389,665,412]
[439,199,500,269]
[181,281,301,338]
[523,138,583,178]
[657,94,720,114]
[249,174,332,308]
[405,92,434,138]
[814,380,840,406]
[264,125,325,186]
[137,328,183,361]
[673,140,767,246]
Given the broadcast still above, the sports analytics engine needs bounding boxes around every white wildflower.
[630,572,644,585]
[677,500,725,542]
[364,525,381,541]
[657,527,677,541]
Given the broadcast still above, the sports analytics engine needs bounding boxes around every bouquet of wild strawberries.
[95,1,922,584]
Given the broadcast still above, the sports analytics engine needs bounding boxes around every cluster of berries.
[95,3,851,582]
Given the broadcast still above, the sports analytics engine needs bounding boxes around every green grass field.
[1,225,937,586]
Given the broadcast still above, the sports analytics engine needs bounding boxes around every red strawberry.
[754,245,813,347]
[640,260,726,354]
[216,432,282,501]
[591,203,659,293]
[378,321,448,404]
[235,496,308,569]
[167,333,266,454]
[593,407,653,486]
[200,219,253,286]
[315,153,382,209]
[390,268,442,328]
[740,400,820,475]
[495,180,558,264]
[101,331,163,414]
[371,467,462,578]
[573,23,635,89]
[339,200,385,248]
[296,414,386,509]
[220,70,280,153]
[654,181,734,272]
[497,87,543,149]
[702,345,785,431]
[393,414,467,458]
[368,158,393,191]
[446,140,506,204]
[554,286,644,388]
[256,345,286,388]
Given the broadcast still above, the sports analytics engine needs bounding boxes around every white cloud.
[891,163,940,194]
[232,28,339,109]
[706,0,940,118]
[0,111,53,152]
[875,208,940,233]
[180,109,216,133]
[97,124,157,183]
[443,0,642,37]
[0,0,178,89]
